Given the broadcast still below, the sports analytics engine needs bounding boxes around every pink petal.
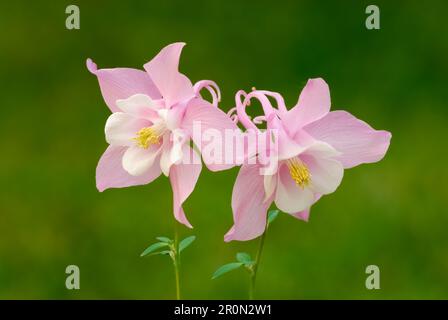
[169,146,202,228]
[122,145,162,176]
[283,78,331,135]
[300,140,341,159]
[96,146,161,192]
[87,59,161,112]
[160,137,173,176]
[224,164,272,242]
[263,173,277,202]
[182,98,239,171]
[277,127,305,161]
[292,209,309,221]
[162,104,184,131]
[304,110,391,168]
[143,43,194,107]
[274,162,315,214]
[301,155,344,195]
[116,94,160,120]
[159,131,187,177]
[105,112,151,146]
[291,194,322,222]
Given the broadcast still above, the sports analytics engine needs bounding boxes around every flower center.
[133,122,165,149]
[286,158,311,188]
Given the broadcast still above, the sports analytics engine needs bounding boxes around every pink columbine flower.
[225,78,391,241]
[88,43,236,228]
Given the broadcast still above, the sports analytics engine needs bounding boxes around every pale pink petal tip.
[185,220,193,229]
[223,226,235,242]
[86,58,98,74]
[175,210,193,229]
[293,210,310,222]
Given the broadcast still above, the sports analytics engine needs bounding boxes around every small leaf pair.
[140,242,171,257]
[140,235,196,258]
[212,252,255,279]
[212,209,279,280]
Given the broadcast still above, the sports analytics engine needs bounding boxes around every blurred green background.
[0,0,447,299]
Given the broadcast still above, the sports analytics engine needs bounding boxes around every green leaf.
[179,235,196,253]
[140,242,169,257]
[147,250,171,256]
[267,210,280,226]
[236,252,253,264]
[156,237,173,243]
[212,262,244,279]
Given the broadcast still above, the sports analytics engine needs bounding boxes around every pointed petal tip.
[382,130,392,146]
[143,42,187,68]
[307,77,327,85]
[302,78,330,96]
[223,226,235,242]
[294,211,310,222]
[384,130,392,140]
[96,182,106,192]
[177,217,193,229]
[374,129,392,161]
[303,78,330,96]
[86,58,98,74]
[171,41,186,48]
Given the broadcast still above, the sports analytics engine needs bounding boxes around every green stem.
[173,221,181,300]
[249,225,268,300]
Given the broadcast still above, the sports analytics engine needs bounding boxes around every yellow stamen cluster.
[287,158,311,188]
[133,127,161,149]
